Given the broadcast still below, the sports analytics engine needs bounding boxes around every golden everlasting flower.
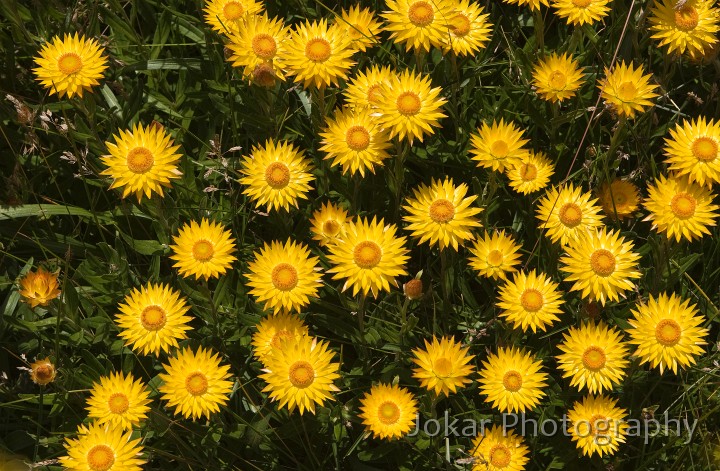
[332,5,382,52]
[598,61,659,119]
[227,14,289,82]
[442,0,493,57]
[468,230,523,281]
[551,0,613,25]
[251,312,309,365]
[411,336,475,396]
[497,270,565,333]
[536,183,604,246]
[531,52,585,102]
[649,0,720,59]
[86,372,152,431]
[470,426,530,471]
[343,65,396,110]
[469,118,529,173]
[567,394,628,457]
[203,0,264,36]
[359,383,419,440]
[478,347,548,413]
[506,151,555,194]
[663,117,720,187]
[597,179,640,220]
[18,267,61,308]
[60,422,145,471]
[382,0,455,52]
[309,202,350,247]
[170,218,237,280]
[29,357,56,386]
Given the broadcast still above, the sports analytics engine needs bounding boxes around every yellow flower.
[567,394,628,457]
[643,173,719,241]
[478,347,548,413]
[251,312,309,365]
[29,357,56,386]
[598,61,659,119]
[468,230,523,281]
[559,227,642,305]
[402,178,483,251]
[309,202,350,247]
[86,372,152,431]
[203,0,264,36]
[114,283,193,356]
[260,335,340,415]
[597,179,640,220]
[373,69,447,143]
[470,425,530,471]
[497,270,564,333]
[469,118,529,173]
[319,107,392,177]
[551,0,613,25]
[60,422,145,471]
[556,322,630,394]
[506,151,555,194]
[411,336,475,396]
[245,239,322,314]
[343,65,396,110]
[159,346,234,420]
[502,0,549,11]
[663,117,720,187]
[33,33,108,99]
[442,0,493,57]
[536,183,604,246]
[326,217,410,298]
[281,19,355,89]
[649,0,720,59]
[227,14,289,82]
[169,218,238,280]
[331,5,382,52]
[359,383,418,440]
[239,139,314,212]
[18,267,61,308]
[531,52,585,102]
[382,0,455,52]
[100,123,183,202]
[626,292,709,374]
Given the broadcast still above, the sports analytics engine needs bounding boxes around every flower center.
[582,346,607,371]
[323,219,341,237]
[490,140,509,157]
[305,38,331,62]
[487,249,504,266]
[502,370,523,392]
[587,414,608,436]
[519,163,538,181]
[57,53,83,75]
[450,13,471,36]
[354,241,382,269]
[396,91,422,115]
[265,162,291,189]
[429,199,455,223]
[367,84,382,104]
[590,249,616,277]
[408,1,435,26]
[185,372,209,396]
[571,0,592,7]
[288,360,315,388]
[87,445,115,471]
[140,305,167,331]
[617,82,637,101]
[489,444,512,468]
[271,263,299,291]
[674,6,699,31]
[252,33,277,59]
[34,365,54,383]
[655,319,682,346]
[252,63,277,87]
[549,70,567,89]
[378,401,401,425]
[108,392,130,414]
[270,329,293,349]
[670,193,697,219]
[126,147,155,174]
[192,239,215,262]
[346,125,371,151]
[559,203,583,227]
[691,137,718,162]
[433,357,453,376]
[520,288,544,312]
[223,1,245,20]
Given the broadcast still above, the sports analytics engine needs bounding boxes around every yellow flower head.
[506,151,555,194]
[227,14,290,82]
[251,312,309,365]
[567,394,628,457]
[478,347,548,413]
[597,179,640,220]
[468,230,523,281]
[86,372,152,431]
[626,292,709,374]
[497,269,565,333]
[203,0,264,36]
[402,178,483,251]
[382,0,455,52]
[663,117,720,187]
[469,118,529,173]
[411,336,475,396]
[535,183,604,246]
[60,422,146,471]
[33,33,108,99]
[169,218,238,280]
[442,0,493,57]
[531,52,585,102]
[470,426,530,471]
[359,383,419,440]
[649,0,720,59]
[19,267,61,308]
[598,61,659,119]
[331,5,382,52]
[309,202,350,247]
[29,357,56,386]
[343,65,397,110]
[551,0,613,25]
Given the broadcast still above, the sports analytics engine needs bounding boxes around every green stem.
[439,249,451,332]
[34,387,43,462]
[357,293,366,336]
[533,9,545,53]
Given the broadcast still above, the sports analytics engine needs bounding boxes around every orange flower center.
[367,84,383,104]
[140,305,167,331]
[126,147,155,174]
[323,219,341,237]
[571,0,592,7]
[404,279,424,299]
[252,63,277,87]
[489,444,512,468]
[519,163,538,181]
[433,357,453,376]
[450,13,471,36]
[655,319,682,346]
[192,239,215,262]
[408,1,435,26]
[108,392,130,414]
[270,329,293,349]
[57,53,83,75]
[674,6,699,31]
[670,193,697,219]
[87,445,115,471]
[487,249,504,266]
[429,199,455,223]
[305,38,331,62]
[520,288,544,312]
[265,162,291,189]
[502,370,523,392]
[33,364,55,384]
[582,346,607,371]
[378,401,401,424]
[271,263,299,291]
[549,70,567,89]
[590,249,616,277]
[616,82,637,101]
[185,372,209,396]
[490,139,509,157]
[396,91,422,115]
[586,414,608,436]
[691,137,718,162]
[223,1,245,20]
[288,360,314,388]
[346,125,371,151]
[559,203,583,227]
[354,241,383,268]
[252,33,277,59]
